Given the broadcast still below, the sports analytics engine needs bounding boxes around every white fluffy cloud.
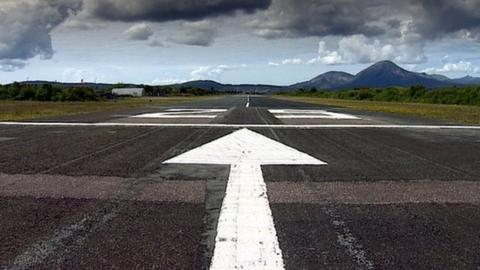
[422,61,480,74]
[190,64,247,80]
[124,23,154,40]
[0,0,82,61]
[308,36,426,65]
[281,58,303,65]
[268,58,304,66]
[151,78,185,85]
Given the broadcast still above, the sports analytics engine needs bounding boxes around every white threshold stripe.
[269,109,360,120]
[165,109,227,112]
[131,109,228,119]
[210,163,284,269]
[275,115,359,119]
[132,115,218,118]
[1,122,480,129]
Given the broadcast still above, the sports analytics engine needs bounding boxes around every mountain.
[342,61,452,89]
[288,71,354,90]
[175,80,283,93]
[13,61,480,93]
[179,62,478,92]
[421,73,451,82]
[451,75,480,85]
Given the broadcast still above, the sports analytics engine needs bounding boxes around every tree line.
[0,82,220,102]
[142,85,220,96]
[0,83,103,101]
[286,85,480,106]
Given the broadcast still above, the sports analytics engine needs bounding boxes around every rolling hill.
[288,71,354,90]
[174,80,283,93]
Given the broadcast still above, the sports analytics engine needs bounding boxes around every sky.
[1,0,480,85]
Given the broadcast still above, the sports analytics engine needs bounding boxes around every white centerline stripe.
[210,162,283,269]
[1,122,480,129]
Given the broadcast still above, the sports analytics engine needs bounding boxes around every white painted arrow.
[164,128,326,270]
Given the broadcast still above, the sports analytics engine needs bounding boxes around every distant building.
[112,88,144,97]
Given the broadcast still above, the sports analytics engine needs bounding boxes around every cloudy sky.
[1,0,480,85]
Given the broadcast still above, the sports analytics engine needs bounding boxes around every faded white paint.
[324,207,375,270]
[7,210,118,270]
[269,109,360,119]
[2,122,480,130]
[164,129,325,270]
[132,109,227,118]
[0,137,15,142]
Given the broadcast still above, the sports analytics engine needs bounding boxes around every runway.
[1,95,479,269]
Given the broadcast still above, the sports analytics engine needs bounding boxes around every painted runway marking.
[269,109,360,119]
[7,209,118,270]
[0,137,15,142]
[246,95,250,108]
[2,122,480,130]
[164,129,326,269]
[132,108,227,118]
[324,207,375,270]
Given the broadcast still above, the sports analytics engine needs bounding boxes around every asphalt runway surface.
[1,95,480,269]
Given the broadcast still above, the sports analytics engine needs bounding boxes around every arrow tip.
[164,128,327,165]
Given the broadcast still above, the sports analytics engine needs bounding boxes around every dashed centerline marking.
[164,128,326,269]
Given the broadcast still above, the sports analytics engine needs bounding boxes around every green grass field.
[273,96,480,125]
[0,96,217,121]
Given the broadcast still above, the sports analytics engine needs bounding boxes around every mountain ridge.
[16,61,480,93]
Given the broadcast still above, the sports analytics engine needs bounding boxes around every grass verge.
[273,95,480,125]
[0,96,218,121]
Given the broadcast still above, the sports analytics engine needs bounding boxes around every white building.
[112,88,144,97]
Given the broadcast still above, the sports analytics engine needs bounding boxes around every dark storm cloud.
[250,0,395,39]
[415,0,480,40]
[169,21,218,46]
[2,0,480,72]
[0,0,82,61]
[85,0,271,22]
[251,0,480,41]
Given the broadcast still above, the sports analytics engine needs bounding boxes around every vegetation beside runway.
[0,97,216,121]
[273,96,480,125]
[284,86,480,106]
[0,82,222,102]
